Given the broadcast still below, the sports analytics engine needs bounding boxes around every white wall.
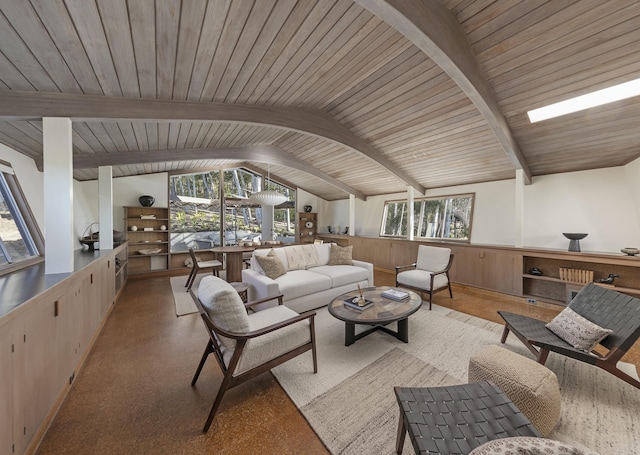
[322,165,640,254]
[77,173,168,233]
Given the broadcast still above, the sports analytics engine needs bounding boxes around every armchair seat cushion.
[309,264,370,288]
[397,269,449,291]
[227,305,312,375]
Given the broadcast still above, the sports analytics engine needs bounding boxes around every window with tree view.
[381,193,474,241]
[169,168,295,252]
[0,166,43,272]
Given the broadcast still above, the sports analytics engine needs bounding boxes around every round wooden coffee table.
[328,286,422,346]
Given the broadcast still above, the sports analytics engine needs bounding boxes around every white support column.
[98,166,113,250]
[515,169,525,248]
[261,205,275,242]
[349,194,355,236]
[43,117,74,274]
[407,186,415,240]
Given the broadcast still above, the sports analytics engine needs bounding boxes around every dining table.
[209,245,256,283]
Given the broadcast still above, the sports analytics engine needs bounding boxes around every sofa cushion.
[275,269,332,301]
[227,305,311,375]
[285,244,320,270]
[315,243,331,265]
[328,244,353,265]
[309,264,369,288]
[256,249,287,279]
[252,247,289,272]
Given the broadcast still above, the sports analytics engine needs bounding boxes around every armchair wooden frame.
[499,283,640,389]
[394,253,454,310]
[189,290,317,432]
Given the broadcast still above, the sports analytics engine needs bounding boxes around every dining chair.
[185,247,223,291]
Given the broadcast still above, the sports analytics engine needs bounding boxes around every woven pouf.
[468,345,561,436]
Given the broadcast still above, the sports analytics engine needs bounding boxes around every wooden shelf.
[124,206,170,274]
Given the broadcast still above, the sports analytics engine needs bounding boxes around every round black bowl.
[139,195,155,207]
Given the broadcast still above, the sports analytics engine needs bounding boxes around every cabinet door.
[55,286,81,393]
[482,250,523,295]
[15,299,58,451]
[449,247,484,288]
[0,323,15,455]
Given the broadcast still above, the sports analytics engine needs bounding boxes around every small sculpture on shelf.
[595,273,619,284]
[562,233,588,252]
[528,267,543,276]
[328,226,333,234]
[139,195,155,207]
[304,205,312,213]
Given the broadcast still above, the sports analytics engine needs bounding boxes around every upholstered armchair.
[395,245,454,310]
[190,275,317,432]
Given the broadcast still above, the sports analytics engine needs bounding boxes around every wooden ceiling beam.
[73,144,367,200]
[356,0,532,184]
[0,89,424,193]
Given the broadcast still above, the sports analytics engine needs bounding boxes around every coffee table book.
[343,298,374,311]
[381,289,410,301]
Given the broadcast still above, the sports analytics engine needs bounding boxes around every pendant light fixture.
[249,164,287,206]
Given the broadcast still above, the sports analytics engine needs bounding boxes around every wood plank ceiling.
[0,0,638,200]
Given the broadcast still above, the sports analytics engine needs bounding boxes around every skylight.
[527,77,640,123]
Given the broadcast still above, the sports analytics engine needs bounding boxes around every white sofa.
[241,243,373,313]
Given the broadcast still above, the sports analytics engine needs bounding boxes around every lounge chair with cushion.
[499,282,640,389]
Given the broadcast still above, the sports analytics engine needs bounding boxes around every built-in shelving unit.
[296,212,317,244]
[124,206,170,274]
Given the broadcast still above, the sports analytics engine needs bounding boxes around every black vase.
[139,195,155,207]
[304,205,312,213]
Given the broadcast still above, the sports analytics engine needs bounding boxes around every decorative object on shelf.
[528,267,543,276]
[328,226,333,234]
[305,221,313,228]
[343,226,349,235]
[79,222,99,251]
[595,273,619,284]
[559,268,593,283]
[336,226,340,235]
[621,248,639,256]
[562,233,588,252]
[138,248,162,255]
[304,205,312,212]
[130,225,138,231]
[160,225,167,231]
[138,195,155,207]
[143,227,153,231]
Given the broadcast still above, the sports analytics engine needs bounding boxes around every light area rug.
[170,272,226,316]
[272,305,640,455]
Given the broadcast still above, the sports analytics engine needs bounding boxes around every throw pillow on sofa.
[285,244,320,270]
[256,249,287,279]
[328,244,353,265]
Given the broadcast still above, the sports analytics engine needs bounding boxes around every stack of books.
[140,215,156,219]
[381,288,409,301]
[343,297,374,310]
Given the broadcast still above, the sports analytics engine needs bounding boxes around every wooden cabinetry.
[124,206,170,274]
[448,246,523,296]
[296,212,317,244]
[522,251,640,305]
[0,245,125,454]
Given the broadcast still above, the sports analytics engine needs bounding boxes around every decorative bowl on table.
[621,248,639,256]
[138,195,155,207]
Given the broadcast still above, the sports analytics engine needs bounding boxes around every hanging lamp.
[249,165,287,206]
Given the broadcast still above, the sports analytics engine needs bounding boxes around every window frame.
[380,192,475,242]
[0,160,45,276]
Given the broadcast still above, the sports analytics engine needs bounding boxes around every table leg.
[345,322,356,346]
[225,252,243,282]
[397,318,409,343]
